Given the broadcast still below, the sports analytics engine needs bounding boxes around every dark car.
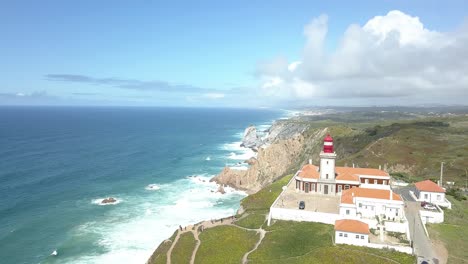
[299,201,305,210]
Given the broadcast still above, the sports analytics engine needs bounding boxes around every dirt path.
[241,228,266,264]
[166,217,236,264]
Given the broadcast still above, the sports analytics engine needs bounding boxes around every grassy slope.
[332,116,468,184]
[171,232,196,264]
[249,220,414,264]
[195,225,258,264]
[427,196,468,264]
[147,230,177,264]
[234,174,293,229]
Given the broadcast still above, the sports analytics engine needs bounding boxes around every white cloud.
[257,10,468,105]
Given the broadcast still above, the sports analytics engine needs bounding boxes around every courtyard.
[272,179,340,214]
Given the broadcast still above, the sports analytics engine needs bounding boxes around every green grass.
[147,230,178,264]
[171,232,197,264]
[195,225,259,264]
[234,210,267,229]
[249,220,414,264]
[427,196,468,264]
[240,174,293,211]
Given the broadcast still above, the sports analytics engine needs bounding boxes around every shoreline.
[145,110,308,263]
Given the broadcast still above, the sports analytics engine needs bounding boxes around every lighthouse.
[319,134,337,194]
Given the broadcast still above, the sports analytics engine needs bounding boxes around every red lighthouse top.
[323,134,334,153]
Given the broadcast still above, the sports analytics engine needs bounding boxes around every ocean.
[0,106,283,264]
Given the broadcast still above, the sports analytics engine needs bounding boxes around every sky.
[1,0,467,107]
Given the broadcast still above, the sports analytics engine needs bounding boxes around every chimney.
[379,165,382,170]
[309,159,312,165]
[352,163,355,168]
[352,192,355,204]
[390,189,393,200]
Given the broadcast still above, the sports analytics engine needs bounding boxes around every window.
[396,210,399,216]
[437,195,441,201]
[344,233,348,238]
[327,161,329,164]
[326,174,329,179]
[358,203,362,208]
[338,185,342,193]
[339,233,343,237]
[424,194,428,199]
[346,210,350,215]
[344,185,350,190]
[356,235,359,239]
[361,235,364,239]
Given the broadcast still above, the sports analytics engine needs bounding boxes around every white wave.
[220,141,243,151]
[68,175,246,264]
[205,156,211,161]
[91,197,122,206]
[227,149,256,160]
[145,184,161,191]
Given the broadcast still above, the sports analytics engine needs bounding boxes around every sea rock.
[217,185,226,194]
[240,125,262,149]
[245,157,257,165]
[101,197,117,204]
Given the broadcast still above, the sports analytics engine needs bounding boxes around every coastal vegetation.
[149,108,468,264]
[427,196,468,263]
[196,225,259,264]
[171,232,197,264]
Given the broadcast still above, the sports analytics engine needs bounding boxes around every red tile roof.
[298,164,319,179]
[336,167,389,177]
[341,187,402,204]
[415,180,445,193]
[335,219,369,234]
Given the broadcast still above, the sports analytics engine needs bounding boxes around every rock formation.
[101,197,117,204]
[212,119,328,193]
[240,125,262,150]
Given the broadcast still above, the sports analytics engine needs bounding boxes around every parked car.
[424,204,437,210]
[299,201,305,210]
[421,201,428,207]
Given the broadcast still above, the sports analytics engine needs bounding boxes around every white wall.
[340,205,357,217]
[350,198,404,221]
[335,231,369,246]
[367,243,413,254]
[420,208,444,224]
[268,207,340,225]
[360,183,391,190]
[418,191,445,204]
[384,221,409,235]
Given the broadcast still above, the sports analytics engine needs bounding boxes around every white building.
[414,180,451,209]
[334,219,369,246]
[294,134,391,195]
[339,187,405,221]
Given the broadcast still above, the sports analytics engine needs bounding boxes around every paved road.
[405,201,439,264]
[392,186,416,202]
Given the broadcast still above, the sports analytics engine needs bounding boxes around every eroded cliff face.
[211,122,327,193]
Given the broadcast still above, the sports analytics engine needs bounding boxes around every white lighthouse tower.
[318,134,337,195]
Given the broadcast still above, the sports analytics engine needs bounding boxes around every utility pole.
[440,162,444,187]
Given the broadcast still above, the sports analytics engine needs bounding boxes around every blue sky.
[1,0,467,107]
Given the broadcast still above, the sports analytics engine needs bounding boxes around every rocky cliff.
[211,120,327,193]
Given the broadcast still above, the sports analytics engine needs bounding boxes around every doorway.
[324,185,329,194]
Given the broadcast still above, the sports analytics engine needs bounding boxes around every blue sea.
[0,106,284,264]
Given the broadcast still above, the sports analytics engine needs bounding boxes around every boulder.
[101,197,117,204]
[217,185,226,194]
[240,125,262,149]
